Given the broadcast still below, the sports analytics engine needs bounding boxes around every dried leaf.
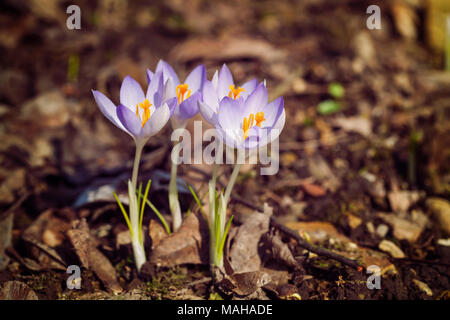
[67,219,122,293]
[0,281,38,300]
[228,211,271,273]
[148,212,209,267]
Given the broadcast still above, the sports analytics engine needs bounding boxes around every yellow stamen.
[243,114,254,140]
[228,85,245,100]
[136,98,152,127]
[255,112,265,127]
[242,112,265,140]
[176,84,191,104]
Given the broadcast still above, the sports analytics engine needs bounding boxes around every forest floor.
[0,0,449,300]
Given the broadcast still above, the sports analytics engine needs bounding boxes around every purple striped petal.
[146,71,164,104]
[217,64,234,99]
[244,83,268,117]
[156,60,180,85]
[261,96,284,127]
[202,80,219,112]
[116,104,142,137]
[211,70,219,89]
[92,90,127,132]
[198,100,218,125]
[166,97,177,116]
[240,78,258,99]
[217,97,243,132]
[120,76,145,111]
[164,77,177,102]
[141,102,170,137]
[177,91,201,119]
[146,69,154,83]
[185,64,206,93]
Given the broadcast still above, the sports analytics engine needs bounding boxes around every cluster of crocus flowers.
[92,60,285,271]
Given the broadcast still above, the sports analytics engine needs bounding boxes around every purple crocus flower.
[215,83,285,149]
[147,60,206,128]
[199,64,258,125]
[92,72,176,143]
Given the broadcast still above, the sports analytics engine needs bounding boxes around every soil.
[0,0,449,300]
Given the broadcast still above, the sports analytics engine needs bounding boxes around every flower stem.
[224,163,241,205]
[130,141,146,271]
[131,141,144,191]
[209,163,218,267]
[169,155,182,232]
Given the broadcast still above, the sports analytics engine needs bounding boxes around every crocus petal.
[256,109,286,148]
[241,126,261,149]
[156,60,180,85]
[217,64,234,99]
[92,90,127,132]
[177,91,201,119]
[215,125,240,149]
[244,83,268,117]
[202,80,219,112]
[198,100,218,125]
[141,103,170,137]
[120,75,146,111]
[217,97,243,132]
[153,92,162,108]
[185,64,206,93]
[164,78,177,101]
[261,96,284,127]
[166,97,177,116]
[146,71,164,103]
[146,69,154,83]
[211,70,219,90]
[116,104,142,137]
[240,78,258,99]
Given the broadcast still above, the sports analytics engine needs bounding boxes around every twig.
[0,190,31,221]
[231,196,363,271]
[183,165,363,270]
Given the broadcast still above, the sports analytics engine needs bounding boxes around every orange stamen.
[176,84,191,104]
[136,99,152,127]
[228,85,245,100]
[242,112,265,140]
[255,112,265,127]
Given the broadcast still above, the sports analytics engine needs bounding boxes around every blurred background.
[0,0,449,299]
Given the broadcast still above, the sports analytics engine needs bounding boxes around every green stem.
[131,141,144,191]
[224,163,241,205]
[129,141,146,271]
[169,154,182,232]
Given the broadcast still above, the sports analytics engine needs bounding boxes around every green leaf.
[113,192,133,238]
[143,197,171,235]
[188,184,206,221]
[318,100,340,115]
[139,180,151,244]
[137,182,142,214]
[328,82,345,99]
[218,216,233,261]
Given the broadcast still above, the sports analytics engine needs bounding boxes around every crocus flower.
[199,64,258,125]
[215,83,285,149]
[92,72,176,144]
[148,60,206,128]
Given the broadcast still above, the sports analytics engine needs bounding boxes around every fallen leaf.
[0,281,38,300]
[0,213,13,271]
[148,212,209,267]
[333,116,372,137]
[302,183,326,197]
[228,211,271,273]
[67,219,122,293]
